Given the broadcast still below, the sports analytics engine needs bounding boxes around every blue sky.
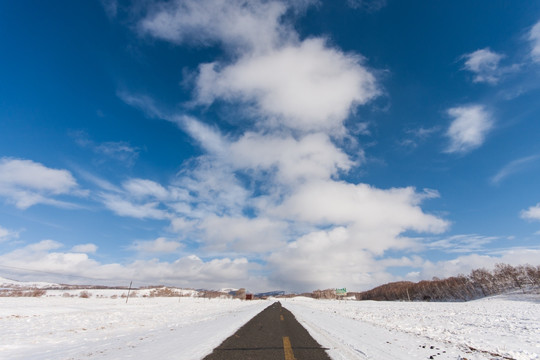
[1,0,539,292]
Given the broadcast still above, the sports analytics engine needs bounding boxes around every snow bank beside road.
[0,296,271,360]
[283,295,540,360]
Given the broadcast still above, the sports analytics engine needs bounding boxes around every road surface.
[203,301,331,360]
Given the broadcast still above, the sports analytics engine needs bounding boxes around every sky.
[1,0,540,293]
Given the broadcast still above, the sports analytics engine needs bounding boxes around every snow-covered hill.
[0,276,61,289]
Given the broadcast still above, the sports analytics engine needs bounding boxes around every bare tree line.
[355,264,540,302]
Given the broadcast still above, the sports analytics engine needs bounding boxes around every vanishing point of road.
[203,302,331,360]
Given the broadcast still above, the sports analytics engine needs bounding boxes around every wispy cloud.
[400,126,440,148]
[130,237,182,253]
[491,154,540,184]
[347,0,387,12]
[428,234,498,253]
[461,48,519,85]
[100,0,118,19]
[0,225,19,243]
[71,131,140,166]
[99,193,172,220]
[444,105,493,154]
[529,20,540,63]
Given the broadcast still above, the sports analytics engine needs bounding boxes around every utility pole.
[126,281,132,304]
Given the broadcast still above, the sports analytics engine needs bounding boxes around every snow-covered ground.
[1,289,538,360]
[282,295,540,360]
[0,292,270,360]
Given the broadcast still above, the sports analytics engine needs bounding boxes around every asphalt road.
[203,301,331,360]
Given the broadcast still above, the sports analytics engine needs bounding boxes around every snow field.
[2,290,538,360]
[0,294,271,360]
[282,295,540,360]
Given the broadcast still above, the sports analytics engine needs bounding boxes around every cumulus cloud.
[444,105,493,154]
[137,1,379,134]
[200,216,287,253]
[530,20,540,63]
[139,0,293,53]
[0,240,260,290]
[229,132,354,184]
[196,38,379,134]
[104,0,450,291]
[521,203,540,221]
[462,48,504,84]
[272,181,447,234]
[0,158,84,209]
[268,227,377,291]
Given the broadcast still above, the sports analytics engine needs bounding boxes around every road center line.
[283,336,297,360]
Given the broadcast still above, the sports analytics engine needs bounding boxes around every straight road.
[203,301,331,360]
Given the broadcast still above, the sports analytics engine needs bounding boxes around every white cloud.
[0,240,261,290]
[529,20,540,63]
[268,227,374,291]
[112,0,456,292]
[0,226,8,241]
[196,38,379,134]
[229,132,354,184]
[262,181,448,291]
[123,179,170,201]
[462,48,504,84]
[0,158,83,209]
[444,105,493,154]
[71,243,98,254]
[100,193,172,220]
[272,181,448,235]
[24,239,64,253]
[0,225,19,243]
[491,154,540,184]
[521,203,540,221]
[267,227,408,291]
[173,156,252,219]
[139,0,293,53]
[131,237,182,253]
[200,216,287,253]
